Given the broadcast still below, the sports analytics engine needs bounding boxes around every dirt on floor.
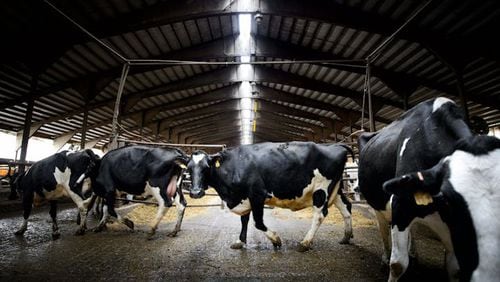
[0,194,449,281]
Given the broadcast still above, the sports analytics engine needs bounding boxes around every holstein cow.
[92,145,188,239]
[357,97,472,281]
[12,149,100,239]
[187,141,354,251]
[383,135,500,282]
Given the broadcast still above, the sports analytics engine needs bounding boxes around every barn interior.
[1,0,499,162]
[1,1,500,281]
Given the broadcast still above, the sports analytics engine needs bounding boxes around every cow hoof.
[52,232,61,240]
[167,231,178,237]
[390,262,404,279]
[297,243,311,252]
[122,218,134,230]
[272,238,282,250]
[230,241,245,249]
[93,225,106,233]
[339,236,351,245]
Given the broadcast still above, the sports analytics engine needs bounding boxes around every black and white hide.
[357,97,473,281]
[383,135,500,282]
[92,146,188,239]
[12,149,100,239]
[187,141,353,252]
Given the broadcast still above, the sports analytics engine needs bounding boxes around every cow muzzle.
[190,188,205,199]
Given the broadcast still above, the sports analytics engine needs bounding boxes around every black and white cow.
[12,149,100,239]
[357,97,472,281]
[187,141,353,251]
[92,145,189,239]
[383,135,500,281]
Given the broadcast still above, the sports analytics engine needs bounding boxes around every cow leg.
[388,225,412,282]
[299,204,325,252]
[250,198,281,249]
[147,187,168,240]
[421,213,459,282]
[334,194,353,244]
[65,186,92,236]
[49,200,60,240]
[375,210,391,265]
[94,204,109,232]
[231,213,250,249]
[167,190,186,237]
[15,192,33,236]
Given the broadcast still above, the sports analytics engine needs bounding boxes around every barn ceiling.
[1,0,499,148]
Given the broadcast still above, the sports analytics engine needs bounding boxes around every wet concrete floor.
[0,200,449,281]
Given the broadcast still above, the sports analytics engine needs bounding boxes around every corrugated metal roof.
[1,0,499,148]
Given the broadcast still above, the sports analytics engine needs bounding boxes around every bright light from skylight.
[239,14,251,37]
[238,14,253,145]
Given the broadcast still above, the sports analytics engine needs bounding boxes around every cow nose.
[190,189,205,199]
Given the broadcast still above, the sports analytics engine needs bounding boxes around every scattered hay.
[126,189,222,226]
[270,206,376,227]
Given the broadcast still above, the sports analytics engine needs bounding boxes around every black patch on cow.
[188,142,351,241]
[313,190,326,208]
[454,135,500,156]
[358,97,472,211]
[93,146,187,210]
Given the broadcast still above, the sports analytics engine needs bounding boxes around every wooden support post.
[19,75,38,173]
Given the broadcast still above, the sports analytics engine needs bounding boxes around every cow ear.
[209,153,223,168]
[383,174,421,196]
[174,159,188,169]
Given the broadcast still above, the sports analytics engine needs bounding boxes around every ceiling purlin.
[81,0,498,65]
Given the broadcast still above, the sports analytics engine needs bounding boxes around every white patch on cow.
[75,173,86,185]
[65,151,76,155]
[46,167,72,200]
[145,181,168,232]
[389,226,411,281]
[264,169,332,211]
[399,138,411,158]
[51,166,90,230]
[192,153,205,164]
[229,199,251,216]
[432,97,454,113]
[81,178,92,196]
[448,149,500,281]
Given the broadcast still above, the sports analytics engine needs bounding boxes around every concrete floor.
[0,200,449,281]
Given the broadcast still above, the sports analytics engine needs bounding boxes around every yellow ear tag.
[179,164,187,169]
[414,191,433,206]
[215,160,221,168]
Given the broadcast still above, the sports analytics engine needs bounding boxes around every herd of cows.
[7,97,499,282]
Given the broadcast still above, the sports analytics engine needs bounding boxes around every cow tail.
[336,143,355,162]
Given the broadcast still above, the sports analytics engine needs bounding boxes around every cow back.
[94,146,186,195]
[358,98,472,210]
[209,142,349,201]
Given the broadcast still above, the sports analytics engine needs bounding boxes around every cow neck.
[207,165,232,202]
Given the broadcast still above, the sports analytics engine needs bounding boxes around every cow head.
[187,150,221,199]
[383,159,446,206]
